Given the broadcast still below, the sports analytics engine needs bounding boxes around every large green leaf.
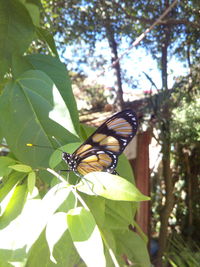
[0,156,16,176]
[81,195,106,227]
[0,70,79,167]
[23,1,40,26]
[114,230,151,267]
[24,182,73,249]
[67,207,106,267]
[0,171,25,203]
[27,171,36,194]
[0,0,35,78]
[12,54,80,136]
[78,172,150,201]
[104,200,137,230]
[36,27,58,56]
[9,164,32,173]
[0,184,28,229]
[27,229,81,267]
[45,212,68,263]
[0,182,73,266]
[116,153,135,183]
[27,54,80,136]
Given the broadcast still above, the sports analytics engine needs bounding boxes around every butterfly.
[62,109,138,177]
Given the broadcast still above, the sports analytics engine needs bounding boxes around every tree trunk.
[100,0,124,110]
[108,34,124,110]
[156,138,174,267]
[156,3,175,265]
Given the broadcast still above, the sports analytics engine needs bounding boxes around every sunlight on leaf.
[77,172,150,201]
[46,212,68,264]
[67,207,106,267]
[0,156,16,176]
[9,164,32,173]
[27,171,36,195]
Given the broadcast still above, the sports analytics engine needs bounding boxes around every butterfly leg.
[59,169,71,182]
[111,170,119,175]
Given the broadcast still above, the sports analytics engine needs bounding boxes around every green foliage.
[0,0,35,78]
[82,84,110,112]
[164,234,200,267]
[171,96,200,144]
[0,1,150,267]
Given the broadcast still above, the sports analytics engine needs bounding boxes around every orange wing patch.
[92,133,107,142]
[77,152,113,175]
[99,136,120,152]
[107,118,132,137]
[76,144,92,156]
[77,162,103,175]
[82,155,98,162]
[98,153,112,166]
[92,133,120,152]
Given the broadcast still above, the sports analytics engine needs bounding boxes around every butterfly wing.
[75,148,117,176]
[68,109,138,176]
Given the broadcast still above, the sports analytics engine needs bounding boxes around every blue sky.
[64,39,188,93]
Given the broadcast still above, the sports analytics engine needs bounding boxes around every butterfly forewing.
[76,149,117,176]
[63,109,138,176]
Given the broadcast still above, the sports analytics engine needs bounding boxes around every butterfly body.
[62,109,138,177]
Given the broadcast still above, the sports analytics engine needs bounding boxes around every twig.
[47,168,67,183]
[47,168,89,210]
[97,0,178,78]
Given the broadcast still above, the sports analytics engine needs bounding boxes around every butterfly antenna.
[52,136,64,152]
[26,143,55,150]
[26,139,63,153]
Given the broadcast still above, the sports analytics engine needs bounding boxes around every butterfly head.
[62,152,77,171]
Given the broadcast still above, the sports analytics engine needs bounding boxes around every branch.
[142,71,159,91]
[111,0,179,68]
[161,18,200,28]
[114,3,200,29]
[96,0,179,78]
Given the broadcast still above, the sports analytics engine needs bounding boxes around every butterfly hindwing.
[62,109,138,176]
[75,148,117,176]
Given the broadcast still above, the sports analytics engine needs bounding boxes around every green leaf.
[67,207,106,267]
[82,195,106,227]
[12,54,36,78]
[0,182,72,263]
[57,192,76,213]
[117,153,135,183]
[23,2,40,26]
[80,123,96,141]
[36,27,58,56]
[20,182,73,248]
[27,229,81,267]
[28,171,36,194]
[114,230,151,267]
[0,127,3,143]
[25,54,80,136]
[0,70,79,168]
[104,200,137,229]
[0,0,35,78]
[9,164,32,173]
[0,156,16,176]
[30,182,72,236]
[46,212,68,263]
[0,171,26,203]
[0,184,28,228]
[0,247,27,267]
[78,172,150,201]
[49,143,81,168]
